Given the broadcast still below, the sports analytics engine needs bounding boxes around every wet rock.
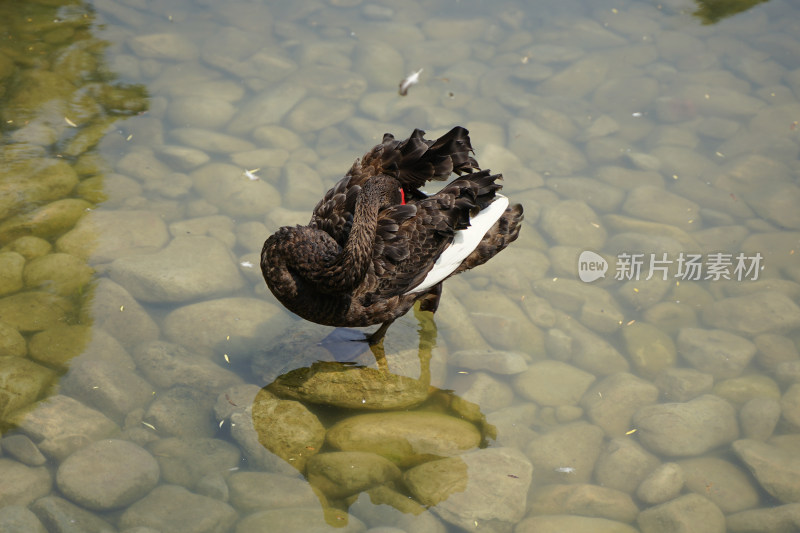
[654,368,714,402]
[158,145,210,170]
[191,162,280,217]
[404,447,532,531]
[287,97,355,133]
[594,438,659,494]
[449,349,528,375]
[147,437,240,490]
[508,118,587,176]
[529,483,639,523]
[227,83,306,135]
[581,373,659,437]
[633,394,739,457]
[516,514,638,533]
[0,198,91,245]
[0,320,25,357]
[145,385,216,438]
[460,290,546,353]
[0,158,78,216]
[110,235,245,303]
[733,439,800,503]
[56,439,159,510]
[23,253,93,297]
[59,358,152,424]
[235,507,365,533]
[526,421,604,484]
[554,311,630,375]
[172,127,255,154]
[514,360,595,407]
[119,484,237,533]
[0,291,74,333]
[540,199,606,249]
[0,505,46,533]
[451,371,514,413]
[0,252,24,296]
[740,397,781,440]
[702,291,800,336]
[714,374,781,406]
[128,33,198,61]
[267,361,430,410]
[251,388,325,472]
[0,357,56,419]
[642,302,697,336]
[538,56,609,99]
[637,493,725,533]
[0,458,51,507]
[546,177,625,213]
[308,451,401,499]
[677,457,759,513]
[0,434,46,466]
[1,236,52,260]
[56,209,169,262]
[727,503,800,533]
[28,325,92,371]
[326,411,480,467]
[227,471,317,512]
[754,333,799,370]
[622,186,699,231]
[677,328,756,378]
[30,495,115,533]
[636,462,685,505]
[81,279,160,350]
[133,341,241,394]
[167,96,235,130]
[621,322,677,379]
[163,297,293,360]
[781,384,800,429]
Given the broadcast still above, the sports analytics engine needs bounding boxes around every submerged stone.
[267,361,430,410]
[0,291,74,333]
[0,357,56,420]
[326,411,481,467]
[56,439,159,510]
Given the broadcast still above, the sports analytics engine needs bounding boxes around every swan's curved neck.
[309,176,398,292]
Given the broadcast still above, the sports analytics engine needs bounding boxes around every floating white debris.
[243,168,260,181]
[398,68,423,96]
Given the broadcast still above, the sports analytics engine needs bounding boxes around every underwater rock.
[326,411,481,467]
[119,484,237,533]
[110,235,245,303]
[633,394,739,457]
[637,493,725,533]
[56,439,159,510]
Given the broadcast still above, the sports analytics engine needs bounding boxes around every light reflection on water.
[1,0,799,531]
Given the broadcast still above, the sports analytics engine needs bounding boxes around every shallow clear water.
[1,0,800,531]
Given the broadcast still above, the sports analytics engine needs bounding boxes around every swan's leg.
[365,319,395,345]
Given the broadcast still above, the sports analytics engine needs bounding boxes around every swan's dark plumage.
[261,126,523,342]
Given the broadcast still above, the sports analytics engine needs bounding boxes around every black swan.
[261,126,523,344]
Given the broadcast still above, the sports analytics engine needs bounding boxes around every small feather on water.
[398,68,423,96]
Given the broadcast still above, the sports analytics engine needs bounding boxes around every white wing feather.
[407,194,509,294]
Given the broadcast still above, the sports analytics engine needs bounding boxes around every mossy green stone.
[326,411,481,467]
[0,321,26,357]
[0,252,25,297]
[29,325,90,371]
[1,236,52,260]
[0,356,56,419]
[0,199,91,244]
[0,291,74,333]
[24,252,94,296]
